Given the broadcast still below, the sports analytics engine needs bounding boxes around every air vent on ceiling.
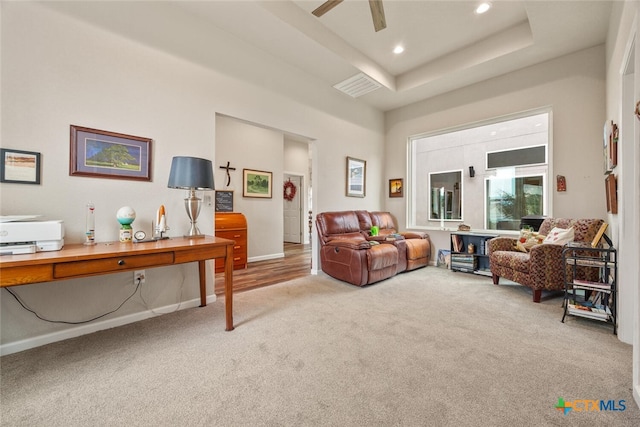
[333,73,381,98]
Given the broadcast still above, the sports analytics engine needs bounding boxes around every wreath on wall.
[283,180,297,201]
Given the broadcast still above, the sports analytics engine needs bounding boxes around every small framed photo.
[70,125,152,181]
[215,190,234,212]
[389,178,403,198]
[1,148,41,184]
[346,156,366,197]
[243,169,272,198]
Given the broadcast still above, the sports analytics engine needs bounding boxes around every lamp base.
[184,190,203,237]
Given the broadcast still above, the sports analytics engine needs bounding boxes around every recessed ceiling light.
[393,45,404,54]
[475,2,492,14]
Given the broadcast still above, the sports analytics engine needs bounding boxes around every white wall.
[215,115,285,261]
[0,2,384,353]
[385,45,607,262]
[604,0,639,408]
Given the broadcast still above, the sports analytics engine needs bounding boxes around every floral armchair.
[488,218,604,302]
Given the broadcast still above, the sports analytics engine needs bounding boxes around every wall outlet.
[134,270,145,285]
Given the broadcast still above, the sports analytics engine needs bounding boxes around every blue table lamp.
[167,156,214,237]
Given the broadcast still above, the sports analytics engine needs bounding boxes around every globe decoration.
[116,206,136,242]
[116,206,136,225]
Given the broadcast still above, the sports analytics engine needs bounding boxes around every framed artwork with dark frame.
[70,125,152,181]
[215,190,234,212]
[243,169,272,198]
[346,156,366,197]
[605,173,617,214]
[389,178,403,198]
[0,148,41,184]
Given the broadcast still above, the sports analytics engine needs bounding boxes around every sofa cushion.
[491,250,530,274]
[543,227,574,245]
[367,244,398,270]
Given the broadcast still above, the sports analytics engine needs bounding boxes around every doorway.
[283,174,303,243]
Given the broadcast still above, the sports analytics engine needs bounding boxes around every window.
[486,174,544,230]
[408,110,550,230]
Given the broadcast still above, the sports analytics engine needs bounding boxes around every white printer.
[0,217,65,255]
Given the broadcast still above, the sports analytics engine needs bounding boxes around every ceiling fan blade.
[312,0,344,18]
[368,0,386,32]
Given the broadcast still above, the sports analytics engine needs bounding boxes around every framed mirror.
[429,170,463,221]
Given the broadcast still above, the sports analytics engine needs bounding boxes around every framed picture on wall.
[70,125,152,181]
[215,190,234,212]
[346,156,366,197]
[243,169,272,198]
[0,148,41,184]
[389,178,403,198]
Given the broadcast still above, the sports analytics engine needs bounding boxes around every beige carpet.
[1,267,638,426]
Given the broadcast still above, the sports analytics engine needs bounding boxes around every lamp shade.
[167,156,214,190]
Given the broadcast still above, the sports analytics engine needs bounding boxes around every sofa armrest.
[528,243,565,271]
[400,231,428,239]
[488,237,516,254]
[325,239,371,250]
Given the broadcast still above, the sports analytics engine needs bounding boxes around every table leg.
[224,243,234,331]
[198,260,207,307]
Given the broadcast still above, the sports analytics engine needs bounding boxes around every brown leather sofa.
[316,210,430,286]
[357,211,431,271]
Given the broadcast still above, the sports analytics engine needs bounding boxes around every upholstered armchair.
[488,218,604,302]
[356,210,431,271]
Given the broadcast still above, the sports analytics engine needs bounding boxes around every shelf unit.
[450,231,498,277]
[561,237,617,334]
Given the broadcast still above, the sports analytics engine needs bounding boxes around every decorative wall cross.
[219,161,236,187]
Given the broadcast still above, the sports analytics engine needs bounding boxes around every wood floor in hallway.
[214,243,311,294]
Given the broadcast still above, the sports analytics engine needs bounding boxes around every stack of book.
[451,254,476,272]
[567,301,611,320]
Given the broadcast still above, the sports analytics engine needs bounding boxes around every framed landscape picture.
[0,148,41,184]
[243,169,272,198]
[346,156,366,197]
[70,125,152,181]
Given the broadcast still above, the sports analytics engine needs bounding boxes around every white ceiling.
[42,1,613,112]
[175,1,613,111]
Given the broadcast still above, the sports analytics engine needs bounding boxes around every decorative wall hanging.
[215,190,234,212]
[243,168,272,198]
[389,178,403,198]
[346,156,366,197]
[219,161,236,187]
[70,125,152,181]
[0,148,41,184]
[556,175,566,192]
[605,174,617,214]
[603,120,617,174]
[283,180,297,201]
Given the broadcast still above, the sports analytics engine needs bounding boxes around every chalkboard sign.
[215,191,234,212]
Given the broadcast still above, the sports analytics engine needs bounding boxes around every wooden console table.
[0,236,236,331]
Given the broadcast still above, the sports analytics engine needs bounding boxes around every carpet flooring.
[1,266,638,426]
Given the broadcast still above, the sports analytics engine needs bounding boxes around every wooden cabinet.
[215,212,247,273]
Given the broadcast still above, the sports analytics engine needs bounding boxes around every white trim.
[0,295,217,356]
[248,252,284,263]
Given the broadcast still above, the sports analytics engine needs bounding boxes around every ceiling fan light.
[475,2,492,15]
[393,45,404,54]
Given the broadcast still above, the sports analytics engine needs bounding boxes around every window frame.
[407,107,552,231]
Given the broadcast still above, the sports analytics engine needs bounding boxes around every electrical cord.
[3,278,142,325]
[139,274,185,315]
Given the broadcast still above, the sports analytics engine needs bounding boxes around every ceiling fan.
[312,0,387,32]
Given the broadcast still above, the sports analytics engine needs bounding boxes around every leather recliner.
[357,211,431,271]
[316,211,399,286]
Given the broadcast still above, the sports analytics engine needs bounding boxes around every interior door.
[283,174,302,243]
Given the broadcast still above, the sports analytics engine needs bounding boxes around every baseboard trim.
[248,253,285,263]
[0,294,217,356]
